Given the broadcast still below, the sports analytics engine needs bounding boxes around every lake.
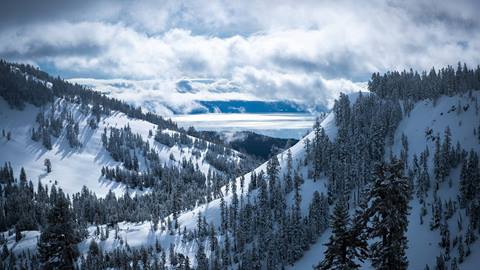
[171,113,316,139]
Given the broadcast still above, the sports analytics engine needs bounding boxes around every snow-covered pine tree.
[37,190,81,269]
[367,160,410,270]
[313,121,323,181]
[400,133,409,169]
[285,149,293,193]
[195,243,208,270]
[347,189,369,266]
[44,158,52,173]
[318,198,358,270]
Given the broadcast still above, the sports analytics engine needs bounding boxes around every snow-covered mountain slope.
[392,93,480,270]
[389,94,480,161]
[294,91,480,269]
[0,97,247,197]
[3,91,480,269]
[2,91,339,259]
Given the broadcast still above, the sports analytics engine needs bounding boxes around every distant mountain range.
[193,100,309,114]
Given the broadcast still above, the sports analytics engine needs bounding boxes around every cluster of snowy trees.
[204,150,237,176]
[78,240,194,270]
[319,160,410,270]
[75,154,330,270]
[155,129,194,148]
[369,62,480,102]
[0,162,14,185]
[191,155,330,269]
[0,176,87,268]
[307,91,479,269]
[0,165,219,249]
[0,60,54,109]
[0,166,86,235]
[432,127,466,188]
[0,164,39,232]
[155,128,245,177]
[304,92,402,204]
[57,105,415,270]
[1,185,86,269]
[203,143,252,177]
[102,126,144,171]
[0,161,328,269]
[100,123,256,192]
[31,102,82,149]
[460,151,480,207]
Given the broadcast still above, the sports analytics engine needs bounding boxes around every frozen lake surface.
[171,113,316,139]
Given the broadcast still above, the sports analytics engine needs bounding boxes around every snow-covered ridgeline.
[0,97,246,198]
[2,91,480,269]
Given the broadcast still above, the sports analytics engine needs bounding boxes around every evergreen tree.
[348,190,370,265]
[195,243,208,270]
[312,122,323,181]
[318,199,360,270]
[37,190,81,269]
[400,133,409,168]
[441,127,452,168]
[19,167,27,185]
[266,154,280,194]
[284,149,293,193]
[435,255,446,270]
[44,158,52,173]
[308,191,329,241]
[458,235,465,263]
[430,197,442,230]
[367,160,410,270]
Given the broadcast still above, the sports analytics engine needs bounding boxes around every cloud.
[232,66,365,108]
[68,77,262,116]
[0,0,479,109]
[70,70,364,116]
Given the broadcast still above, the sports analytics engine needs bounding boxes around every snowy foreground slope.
[0,97,245,197]
[294,91,480,269]
[3,91,480,269]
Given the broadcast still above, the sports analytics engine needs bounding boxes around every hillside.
[4,90,478,269]
[1,62,480,270]
[192,130,299,160]
[0,97,252,197]
[294,91,480,269]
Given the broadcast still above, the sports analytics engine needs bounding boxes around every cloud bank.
[1,0,479,110]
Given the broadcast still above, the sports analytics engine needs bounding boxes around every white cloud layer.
[1,0,479,110]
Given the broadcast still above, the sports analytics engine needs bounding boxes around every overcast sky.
[1,0,479,107]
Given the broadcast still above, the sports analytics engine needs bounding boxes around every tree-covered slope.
[1,62,480,270]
